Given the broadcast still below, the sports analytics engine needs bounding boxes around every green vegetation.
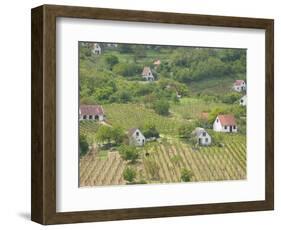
[79,42,247,187]
[123,167,137,183]
[118,145,139,163]
[79,134,89,157]
[180,168,193,182]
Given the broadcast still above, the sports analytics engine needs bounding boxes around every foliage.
[180,168,193,182]
[178,122,198,139]
[118,145,139,163]
[104,55,119,70]
[222,92,241,104]
[123,166,137,183]
[152,100,170,116]
[142,123,160,139]
[79,134,89,157]
[96,125,125,145]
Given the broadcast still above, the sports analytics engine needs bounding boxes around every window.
[202,132,206,137]
[83,115,87,119]
[205,138,208,142]
[224,126,227,130]
[89,115,93,119]
[136,132,139,136]
[233,125,236,129]
[217,119,219,123]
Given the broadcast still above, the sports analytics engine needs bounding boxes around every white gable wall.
[129,129,146,146]
[213,117,237,133]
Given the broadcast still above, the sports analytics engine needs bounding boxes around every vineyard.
[79,134,246,186]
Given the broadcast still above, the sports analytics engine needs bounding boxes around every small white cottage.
[240,95,247,106]
[79,105,105,121]
[192,127,212,146]
[92,43,101,55]
[233,80,246,92]
[128,128,146,146]
[142,66,154,81]
[213,114,237,133]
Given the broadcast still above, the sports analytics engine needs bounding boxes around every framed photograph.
[31,4,274,225]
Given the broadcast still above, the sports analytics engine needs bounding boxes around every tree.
[104,55,119,70]
[208,107,229,124]
[123,166,137,183]
[79,134,89,157]
[111,126,125,145]
[142,123,160,139]
[96,126,113,144]
[118,145,139,163]
[178,122,197,139]
[222,92,241,104]
[153,100,170,116]
[180,168,193,182]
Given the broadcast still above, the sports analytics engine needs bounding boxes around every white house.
[240,95,247,106]
[233,80,246,92]
[92,43,101,55]
[142,66,154,81]
[192,127,212,146]
[213,114,237,133]
[79,105,105,121]
[128,128,146,146]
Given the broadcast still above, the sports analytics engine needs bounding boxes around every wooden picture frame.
[31,4,274,225]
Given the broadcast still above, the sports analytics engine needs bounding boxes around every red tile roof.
[217,114,236,126]
[80,105,104,116]
[234,80,245,86]
[142,66,152,76]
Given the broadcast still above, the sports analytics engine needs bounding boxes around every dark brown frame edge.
[31,4,274,225]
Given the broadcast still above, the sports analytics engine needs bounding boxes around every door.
[230,126,232,132]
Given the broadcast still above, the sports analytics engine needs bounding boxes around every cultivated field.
[79,133,246,186]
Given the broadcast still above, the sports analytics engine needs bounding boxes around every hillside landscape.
[79,42,247,187]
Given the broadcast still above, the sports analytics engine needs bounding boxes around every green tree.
[79,134,89,157]
[96,126,113,144]
[180,168,193,182]
[142,123,160,139]
[153,100,170,116]
[104,55,119,70]
[178,122,197,139]
[118,145,139,163]
[123,166,137,183]
[222,92,241,104]
[111,126,125,145]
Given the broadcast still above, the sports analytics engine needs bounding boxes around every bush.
[118,145,139,163]
[123,167,137,183]
[180,168,193,182]
[152,100,170,116]
[142,123,160,139]
[79,134,89,157]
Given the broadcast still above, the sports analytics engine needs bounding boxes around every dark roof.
[192,127,208,138]
[80,105,104,116]
[217,114,236,126]
[128,128,138,136]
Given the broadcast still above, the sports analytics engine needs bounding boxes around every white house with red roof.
[128,128,146,146]
[142,66,154,81]
[213,114,237,133]
[233,80,246,92]
[79,105,105,121]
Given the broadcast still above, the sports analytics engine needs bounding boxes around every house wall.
[198,133,212,146]
[129,130,146,146]
[213,119,237,132]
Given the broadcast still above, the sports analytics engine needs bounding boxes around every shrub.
[180,168,193,182]
[123,167,137,183]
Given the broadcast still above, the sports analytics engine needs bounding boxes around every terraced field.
[79,134,246,186]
